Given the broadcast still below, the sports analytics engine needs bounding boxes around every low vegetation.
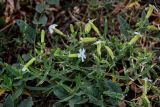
[0,0,160,107]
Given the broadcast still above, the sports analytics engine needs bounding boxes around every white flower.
[94,40,102,44]
[142,77,152,82]
[93,40,105,45]
[134,32,143,37]
[48,24,58,34]
[134,32,141,35]
[78,48,86,62]
[22,65,27,72]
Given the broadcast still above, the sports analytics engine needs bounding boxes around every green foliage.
[32,15,48,25]
[118,15,131,38]
[1,19,158,106]
[0,1,159,107]
[35,3,49,13]
[4,95,14,107]
[18,97,33,107]
[16,20,36,43]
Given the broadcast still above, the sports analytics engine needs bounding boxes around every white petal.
[78,53,81,58]
[94,40,102,44]
[79,48,82,53]
[49,24,58,34]
[134,32,141,35]
[148,79,152,82]
[81,57,84,62]
[49,28,53,34]
[143,77,148,81]
[50,24,58,29]
[77,48,86,62]
[82,48,85,53]
[22,66,27,72]
[143,77,152,82]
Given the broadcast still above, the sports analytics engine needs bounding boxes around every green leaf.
[47,0,60,5]
[32,15,48,25]
[26,86,53,91]
[35,3,49,13]
[58,95,75,103]
[22,54,31,62]
[69,96,88,106]
[104,16,108,36]
[88,95,104,106]
[54,86,69,99]
[103,91,124,100]
[141,95,151,107]
[136,10,149,31]
[16,20,36,43]
[54,48,65,57]
[5,64,20,77]
[2,76,12,89]
[134,66,152,79]
[4,94,14,107]
[104,80,122,93]
[13,88,23,100]
[105,46,114,59]
[18,97,33,107]
[118,15,131,37]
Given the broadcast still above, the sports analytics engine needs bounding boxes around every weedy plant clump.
[0,0,160,107]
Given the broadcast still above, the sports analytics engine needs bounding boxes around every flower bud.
[41,30,45,43]
[54,28,65,37]
[128,35,141,45]
[97,43,101,57]
[25,57,36,68]
[84,23,91,33]
[70,24,74,33]
[146,4,154,19]
[89,20,101,36]
[80,37,97,43]
[147,25,159,31]
[105,46,114,59]
[68,54,78,58]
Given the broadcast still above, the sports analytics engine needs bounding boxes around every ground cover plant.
[0,0,160,107]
